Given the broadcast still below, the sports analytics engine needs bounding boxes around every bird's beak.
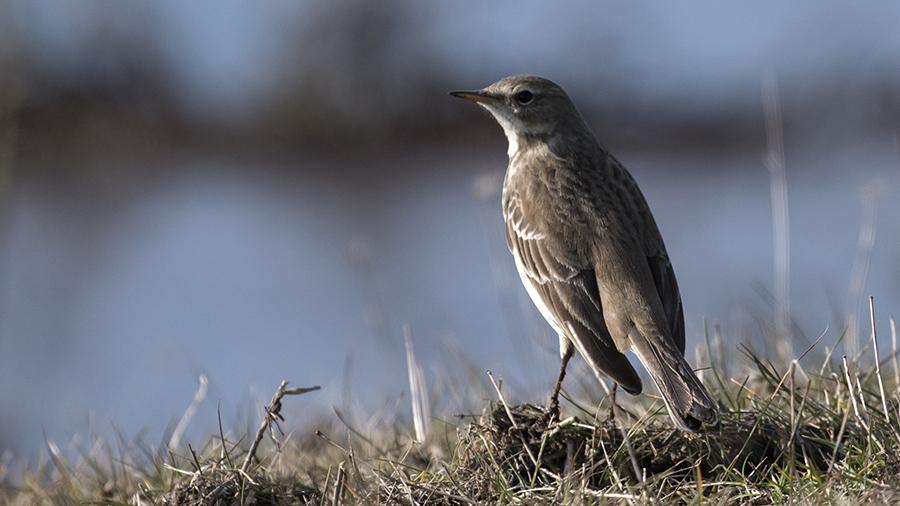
[449,90,498,104]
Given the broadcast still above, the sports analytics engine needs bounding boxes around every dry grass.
[3,318,900,506]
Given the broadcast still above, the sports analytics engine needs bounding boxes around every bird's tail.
[629,330,718,431]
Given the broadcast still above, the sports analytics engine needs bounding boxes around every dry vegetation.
[2,310,900,506]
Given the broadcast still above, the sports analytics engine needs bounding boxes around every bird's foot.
[545,396,561,423]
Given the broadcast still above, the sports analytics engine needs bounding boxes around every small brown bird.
[451,75,718,430]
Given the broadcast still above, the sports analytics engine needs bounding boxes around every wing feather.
[647,253,685,355]
[505,193,642,394]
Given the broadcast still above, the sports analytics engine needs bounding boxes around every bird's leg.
[606,382,618,423]
[548,346,574,420]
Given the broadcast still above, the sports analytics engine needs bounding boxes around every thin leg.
[549,346,574,419]
[606,382,618,423]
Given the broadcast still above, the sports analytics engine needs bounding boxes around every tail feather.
[629,330,718,431]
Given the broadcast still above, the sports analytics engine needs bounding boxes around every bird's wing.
[505,193,642,394]
[606,152,686,355]
[647,252,686,355]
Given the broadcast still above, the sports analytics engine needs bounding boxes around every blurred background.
[1,0,899,464]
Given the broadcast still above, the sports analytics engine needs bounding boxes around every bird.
[450,75,718,431]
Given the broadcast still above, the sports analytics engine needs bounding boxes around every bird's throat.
[479,105,522,158]
[504,130,520,158]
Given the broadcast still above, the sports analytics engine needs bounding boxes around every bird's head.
[450,75,583,155]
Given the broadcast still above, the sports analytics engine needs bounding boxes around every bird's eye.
[516,90,534,105]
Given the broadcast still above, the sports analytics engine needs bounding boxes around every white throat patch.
[481,105,522,158]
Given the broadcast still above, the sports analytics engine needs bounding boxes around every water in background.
[2,0,900,464]
[1,133,898,460]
